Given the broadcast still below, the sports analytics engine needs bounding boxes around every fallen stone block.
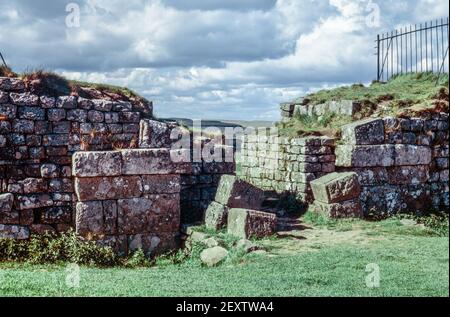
[215,175,265,210]
[335,145,395,167]
[341,118,385,145]
[204,201,228,230]
[0,193,14,212]
[313,198,363,218]
[74,176,142,201]
[200,246,229,267]
[311,172,361,204]
[227,208,277,239]
[72,151,122,177]
[0,224,30,239]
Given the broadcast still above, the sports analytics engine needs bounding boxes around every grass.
[297,72,448,108]
[1,214,448,297]
[276,112,353,138]
[0,65,17,77]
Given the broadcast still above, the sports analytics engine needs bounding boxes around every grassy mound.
[279,73,449,138]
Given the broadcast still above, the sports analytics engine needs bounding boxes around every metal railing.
[0,51,7,68]
[376,18,449,82]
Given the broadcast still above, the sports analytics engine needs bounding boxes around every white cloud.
[1,0,448,120]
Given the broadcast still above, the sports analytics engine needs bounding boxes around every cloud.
[160,0,277,11]
[1,0,448,120]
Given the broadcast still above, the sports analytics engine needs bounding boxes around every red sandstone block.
[72,151,122,177]
[74,176,142,201]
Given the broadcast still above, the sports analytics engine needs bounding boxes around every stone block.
[88,110,104,122]
[341,118,385,145]
[17,194,53,210]
[0,224,30,239]
[311,172,361,204]
[103,200,118,235]
[387,166,429,185]
[394,145,432,166]
[313,198,363,218]
[40,95,56,108]
[72,151,122,177]
[41,206,72,224]
[205,201,228,230]
[0,104,17,119]
[56,96,77,109]
[227,208,277,239]
[76,201,104,237]
[214,175,265,210]
[141,174,180,194]
[0,210,20,224]
[67,109,88,122]
[40,164,59,178]
[12,119,34,133]
[18,106,45,120]
[122,149,176,175]
[74,176,142,201]
[335,145,395,167]
[116,197,154,234]
[0,77,25,91]
[200,246,228,267]
[92,99,113,112]
[20,178,47,193]
[10,93,39,106]
[48,108,66,122]
[0,193,14,212]
[139,119,175,148]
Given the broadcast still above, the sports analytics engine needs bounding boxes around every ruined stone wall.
[238,135,336,204]
[73,149,188,256]
[138,119,236,224]
[1,76,235,241]
[238,114,449,216]
[0,77,148,239]
[336,116,449,215]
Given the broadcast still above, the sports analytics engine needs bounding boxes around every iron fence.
[376,18,449,82]
[0,51,7,68]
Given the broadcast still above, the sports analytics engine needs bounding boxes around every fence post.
[377,34,380,81]
[0,52,7,68]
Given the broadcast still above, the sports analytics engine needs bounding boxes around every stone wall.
[138,118,235,223]
[1,77,235,241]
[0,77,149,239]
[73,149,188,255]
[280,100,362,120]
[336,116,449,215]
[238,135,336,204]
[238,114,449,216]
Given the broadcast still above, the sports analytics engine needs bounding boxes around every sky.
[0,0,448,120]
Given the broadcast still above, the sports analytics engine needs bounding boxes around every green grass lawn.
[1,217,448,297]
